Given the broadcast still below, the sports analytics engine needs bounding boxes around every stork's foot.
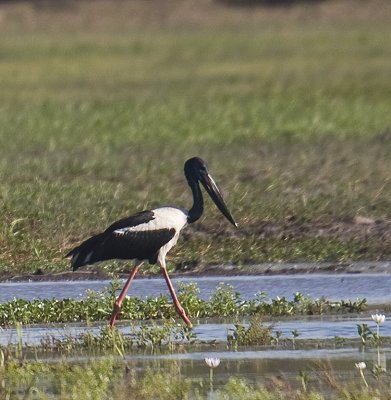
[109,302,121,327]
[175,305,193,328]
[184,319,193,329]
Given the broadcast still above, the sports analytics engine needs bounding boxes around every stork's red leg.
[109,261,143,327]
[160,261,193,328]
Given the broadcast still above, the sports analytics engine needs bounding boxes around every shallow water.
[1,273,391,304]
[2,271,391,392]
[2,320,390,391]
[123,348,390,392]
[1,315,390,346]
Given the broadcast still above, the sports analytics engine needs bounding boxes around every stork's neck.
[187,180,204,223]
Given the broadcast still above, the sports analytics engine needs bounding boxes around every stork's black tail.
[66,233,106,271]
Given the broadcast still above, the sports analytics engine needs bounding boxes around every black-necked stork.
[66,157,237,327]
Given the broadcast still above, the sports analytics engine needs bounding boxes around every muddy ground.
[4,261,390,282]
[2,218,390,282]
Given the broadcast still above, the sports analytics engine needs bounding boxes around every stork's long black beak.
[199,171,238,227]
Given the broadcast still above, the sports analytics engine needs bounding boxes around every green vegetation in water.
[357,314,386,347]
[0,282,367,325]
[37,323,195,355]
[227,314,274,347]
[1,355,391,400]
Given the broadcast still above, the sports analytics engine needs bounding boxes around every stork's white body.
[113,206,189,264]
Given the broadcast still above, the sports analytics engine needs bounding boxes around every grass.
[1,354,391,399]
[0,1,391,274]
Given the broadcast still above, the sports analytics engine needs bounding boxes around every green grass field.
[0,0,391,274]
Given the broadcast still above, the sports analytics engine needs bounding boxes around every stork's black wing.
[67,227,176,271]
[94,228,176,265]
[104,210,155,233]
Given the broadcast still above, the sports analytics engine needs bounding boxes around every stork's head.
[184,157,237,227]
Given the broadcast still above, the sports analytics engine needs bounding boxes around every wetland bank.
[1,0,391,398]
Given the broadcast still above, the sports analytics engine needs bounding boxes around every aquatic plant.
[205,357,220,392]
[40,322,195,353]
[2,351,391,400]
[274,330,283,345]
[135,321,195,348]
[357,323,372,346]
[371,313,385,346]
[177,282,206,318]
[255,292,367,317]
[356,316,388,349]
[204,357,220,369]
[291,329,301,349]
[334,336,345,347]
[227,314,274,347]
[0,357,121,399]
[208,283,250,317]
[355,362,368,388]
[0,282,367,326]
[371,314,385,325]
[297,370,310,393]
[132,368,193,400]
[372,362,386,379]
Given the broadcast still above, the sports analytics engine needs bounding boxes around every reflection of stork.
[66,157,237,327]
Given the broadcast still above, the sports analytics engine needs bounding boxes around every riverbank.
[1,261,391,282]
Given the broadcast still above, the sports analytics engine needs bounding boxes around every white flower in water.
[205,357,221,368]
[372,314,385,325]
[355,362,366,370]
[355,362,368,388]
